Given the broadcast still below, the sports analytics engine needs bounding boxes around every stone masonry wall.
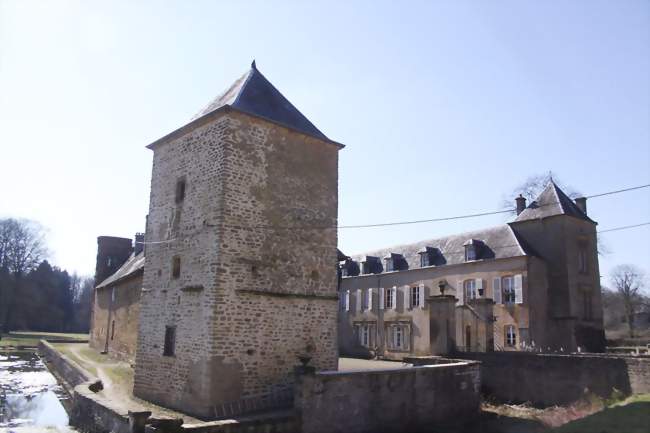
[90,275,142,363]
[295,361,481,433]
[457,352,650,407]
[134,110,340,419]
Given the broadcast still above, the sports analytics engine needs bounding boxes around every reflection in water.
[0,351,74,431]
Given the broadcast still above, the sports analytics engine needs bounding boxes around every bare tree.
[0,218,48,333]
[501,172,611,255]
[610,264,647,338]
[500,172,581,212]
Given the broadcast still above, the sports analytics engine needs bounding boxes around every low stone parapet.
[294,360,481,433]
[456,351,650,407]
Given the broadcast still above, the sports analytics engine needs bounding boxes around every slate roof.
[349,225,528,273]
[514,182,595,224]
[96,251,144,289]
[191,61,329,141]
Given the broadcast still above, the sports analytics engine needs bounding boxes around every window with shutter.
[493,278,502,304]
[475,278,485,298]
[403,287,409,310]
[379,288,385,310]
[366,288,373,311]
[514,274,523,304]
[419,283,425,308]
[503,276,515,304]
[356,289,362,312]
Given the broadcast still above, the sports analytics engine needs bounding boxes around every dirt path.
[60,343,200,422]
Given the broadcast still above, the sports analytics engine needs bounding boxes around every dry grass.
[0,331,88,348]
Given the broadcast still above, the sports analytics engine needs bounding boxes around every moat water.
[0,351,75,432]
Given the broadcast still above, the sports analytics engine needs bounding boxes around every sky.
[0,0,648,285]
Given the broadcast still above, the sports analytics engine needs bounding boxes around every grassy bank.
[0,331,88,348]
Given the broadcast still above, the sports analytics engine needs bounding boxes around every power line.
[135,182,650,241]
[597,222,650,234]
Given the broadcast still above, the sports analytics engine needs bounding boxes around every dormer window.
[465,245,476,261]
[385,258,394,272]
[360,260,369,275]
[420,254,429,267]
[464,239,482,261]
[340,266,348,277]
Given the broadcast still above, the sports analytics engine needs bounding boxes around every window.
[385,258,394,272]
[172,256,181,279]
[175,178,186,204]
[111,320,115,340]
[111,287,116,303]
[387,324,410,351]
[410,286,421,309]
[502,276,516,304]
[505,325,516,347]
[385,287,396,309]
[340,290,350,311]
[583,291,593,320]
[163,326,176,356]
[420,253,429,267]
[578,247,588,274]
[360,261,368,275]
[360,324,370,347]
[107,257,112,267]
[465,245,476,261]
[464,279,477,300]
[340,266,348,277]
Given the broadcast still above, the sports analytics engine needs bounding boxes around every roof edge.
[95,266,143,289]
[146,105,345,150]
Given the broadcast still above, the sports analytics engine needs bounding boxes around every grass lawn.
[550,394,650,433]
[0,331,88,347]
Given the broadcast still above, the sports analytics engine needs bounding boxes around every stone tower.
[509,182,605,352]
[133,63,343,418]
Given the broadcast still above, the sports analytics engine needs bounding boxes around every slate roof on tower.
[191,61,329,141]
[514,182,595,224]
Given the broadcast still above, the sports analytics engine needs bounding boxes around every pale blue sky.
[1,1,648,284]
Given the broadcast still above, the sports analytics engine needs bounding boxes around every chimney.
[134,233,145,256]
[575,197,587,215]
[515,194,527,215]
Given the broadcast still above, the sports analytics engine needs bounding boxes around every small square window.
[175,178,186,204]
[172,256,181,279]
[163,326,176,356]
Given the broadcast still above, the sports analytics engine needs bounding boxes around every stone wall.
[135,110,340,419]
[457,352,650,407]
[90,274,142,362]
[294,361,481,433]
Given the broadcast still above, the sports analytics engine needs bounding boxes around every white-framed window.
[364,288,373,311]
[420,253,429,267]
[464,279,477,300]
[578,247,588,274]
[410,286,421,309]
[505,325,516,347]
[387,323,410,351]
[502,276,516,304]
[385,287,397,309]
[465,245,476,261]
[360,324,370,347]
[356,322,376,348]
[385,258,394,272]
[340,266,348,277]
[344,290,350,311]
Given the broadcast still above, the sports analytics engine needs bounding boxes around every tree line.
[0,218,93,334]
